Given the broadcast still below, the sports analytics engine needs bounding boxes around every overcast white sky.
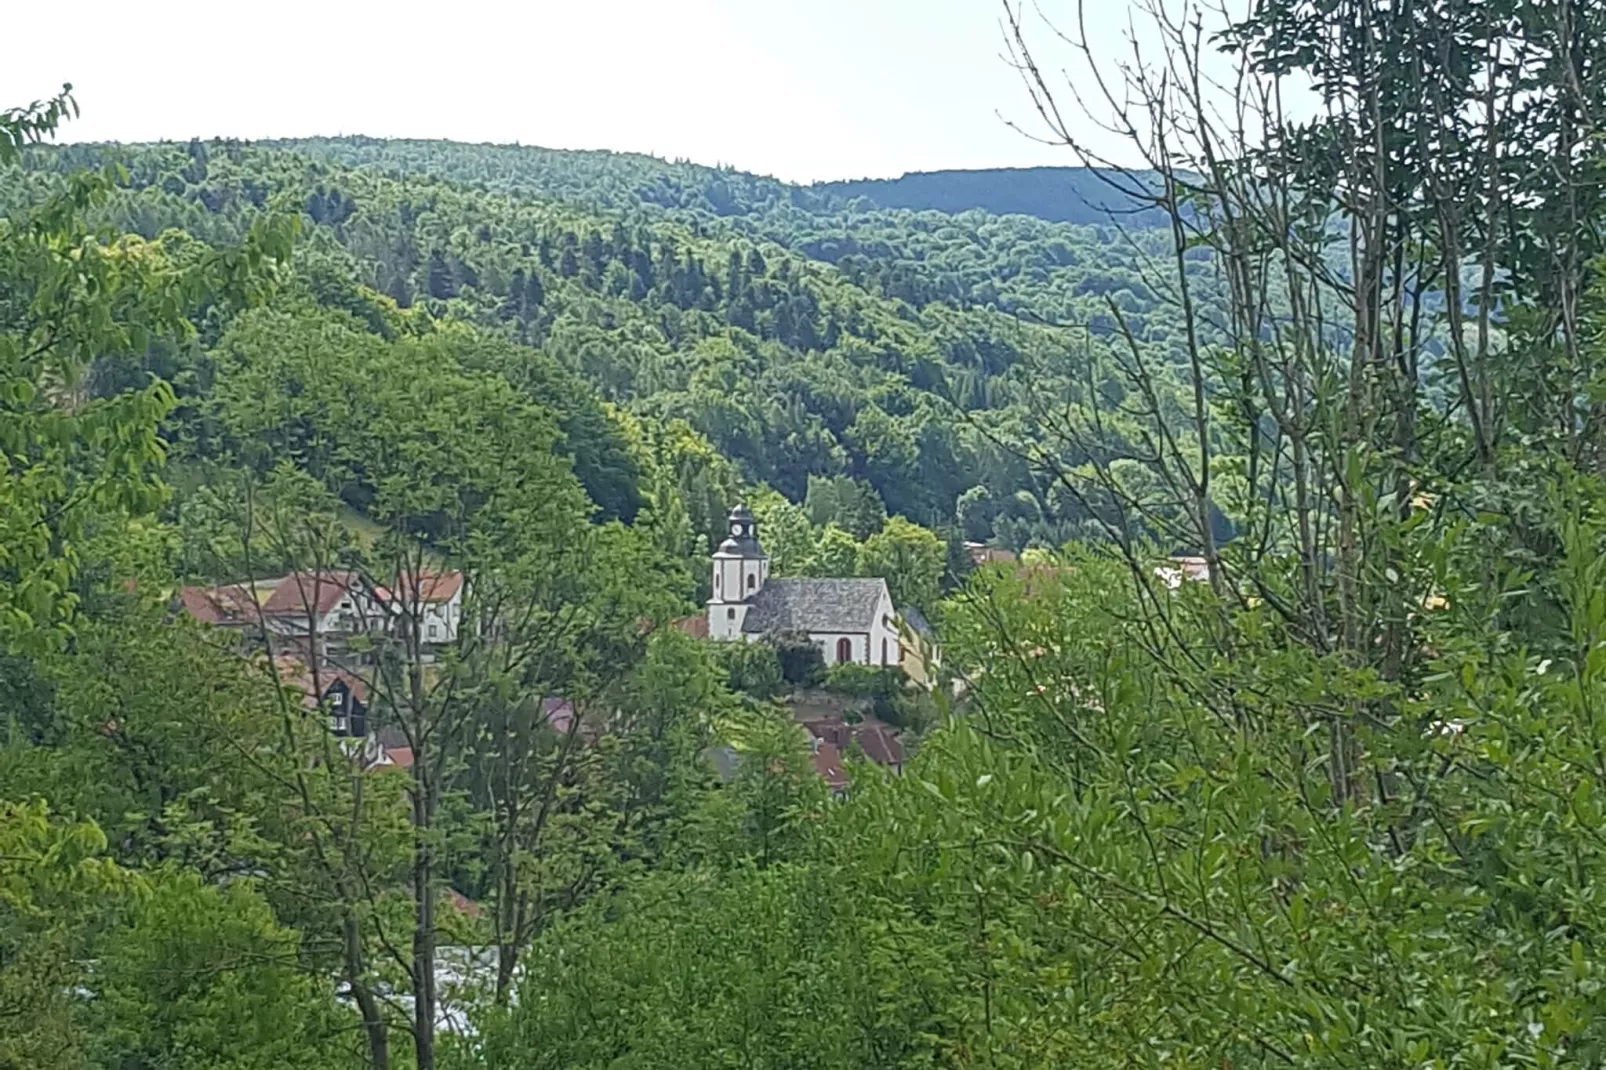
[3,0,1148,183]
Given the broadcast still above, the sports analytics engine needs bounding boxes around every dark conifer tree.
[426,249,456,299]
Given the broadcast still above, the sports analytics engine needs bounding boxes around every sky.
[2,0,1141,183]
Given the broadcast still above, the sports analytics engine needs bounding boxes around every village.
[174,505,977,790]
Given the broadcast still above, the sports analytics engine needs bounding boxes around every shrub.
[824,664,905,720]
[767,631,826,689]
[718,640,785,700]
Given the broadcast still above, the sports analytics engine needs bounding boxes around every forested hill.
[11,136,1211,554]
[814,166,1163,226]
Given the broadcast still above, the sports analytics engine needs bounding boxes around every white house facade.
[395,571,466,647]
[707,504,903,668]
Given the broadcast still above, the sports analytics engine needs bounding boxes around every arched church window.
[882,638,888,664]
[836,637,852,663]
[747,573,756,590]
[727,608,736,620]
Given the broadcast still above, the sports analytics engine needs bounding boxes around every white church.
[707,504,907,669]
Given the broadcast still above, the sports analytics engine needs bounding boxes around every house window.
[836,637,852,663]
[428,623,440,640]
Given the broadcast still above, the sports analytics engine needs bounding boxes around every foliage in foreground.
[473,529,1606,1068]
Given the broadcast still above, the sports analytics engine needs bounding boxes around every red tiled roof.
[857,723,904,767]
[812,742,848,790]
[385,746,415,769]
[799,715,904,773]
[801,717,853,749]
[261,571,364,619]
[178,583,260,626]
[393,570,464,604]
[672,614,709,638]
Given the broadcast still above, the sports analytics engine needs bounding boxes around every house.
[1155,555,1211,590]
[897,605,939,687]
[965,542,1019,568]
[799,713,905,793]
[265,655,372,739]
[391,570,466,647]
[243,570,390,661]
[176,582,269,652]
[854,720,904,772]
[706,504,905,669]
[181,568,470,659]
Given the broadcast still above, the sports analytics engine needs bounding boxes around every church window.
[882,638,888,664]
[727,608,736,620]
[836,637,852,663]
[747,573,756,590]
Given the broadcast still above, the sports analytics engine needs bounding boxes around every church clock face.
[732,523,741,536]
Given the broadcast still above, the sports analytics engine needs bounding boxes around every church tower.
[708,503,769,640]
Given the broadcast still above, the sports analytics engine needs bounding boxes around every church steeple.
[718,503,763,557]
[707,503,770,639]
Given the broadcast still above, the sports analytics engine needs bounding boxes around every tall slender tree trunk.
[412,771,437,1070]
[344,910,391,1070]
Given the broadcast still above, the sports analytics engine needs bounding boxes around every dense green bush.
[717,638,785,700]
[767,631,826,690]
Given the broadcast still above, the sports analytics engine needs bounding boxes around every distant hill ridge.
[814,167,1164,227]
[259,138,1161,228]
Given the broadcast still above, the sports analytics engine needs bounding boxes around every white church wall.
[868,588,902,668]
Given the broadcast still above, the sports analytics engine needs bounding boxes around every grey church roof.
[741,578,889,635]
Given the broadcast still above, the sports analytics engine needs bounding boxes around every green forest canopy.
[8,133,1214,555]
